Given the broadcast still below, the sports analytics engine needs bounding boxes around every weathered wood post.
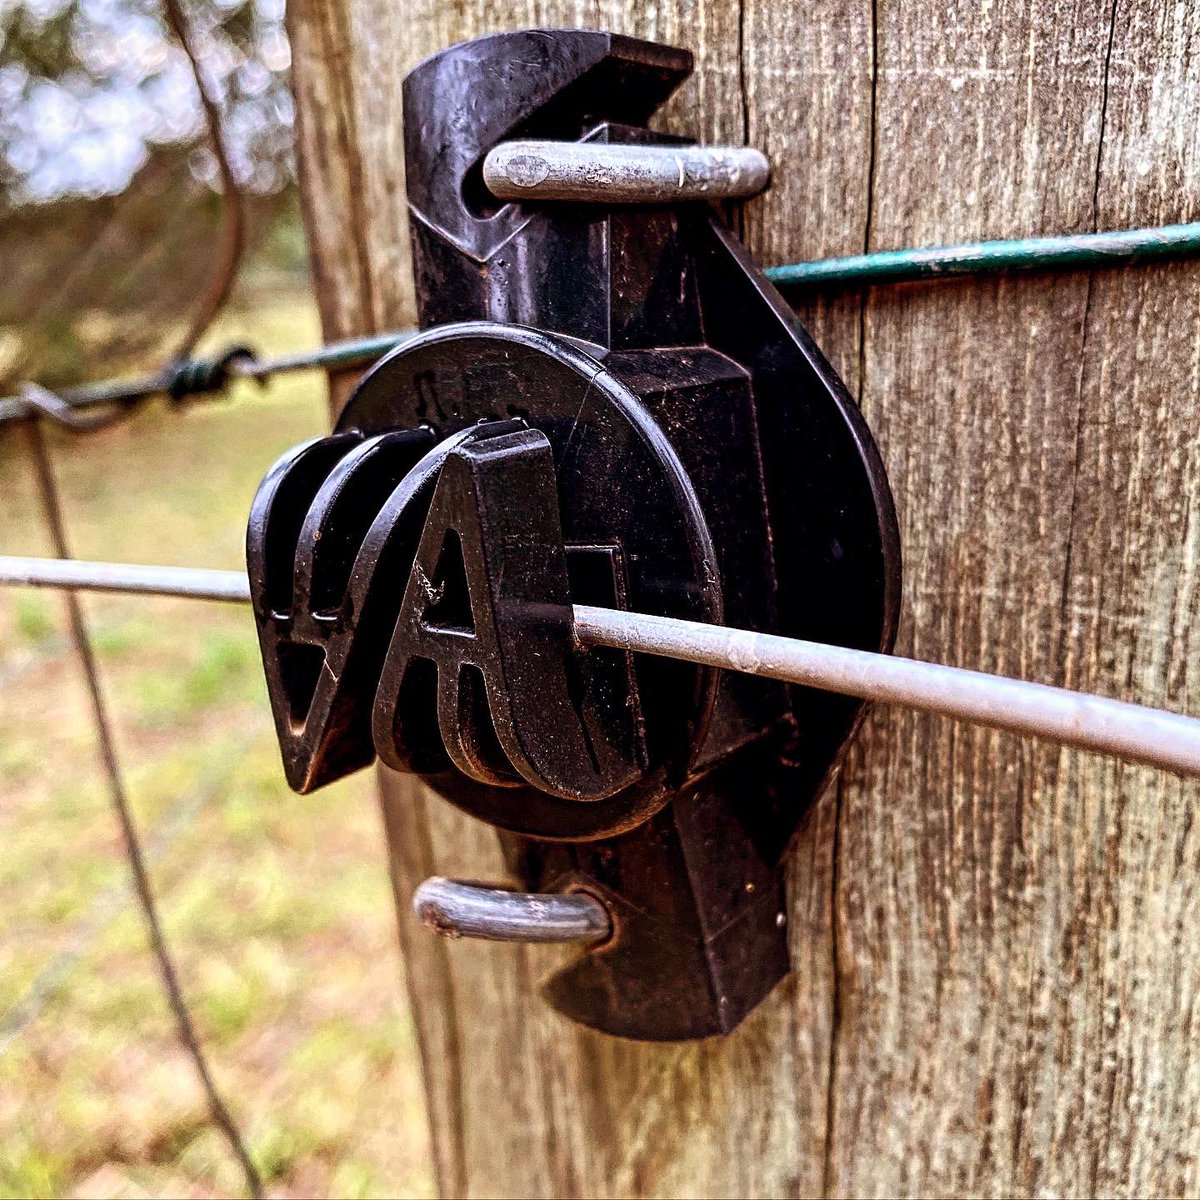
[285,2,1200,1194]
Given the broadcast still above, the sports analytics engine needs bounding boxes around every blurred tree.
[0,0,301,393]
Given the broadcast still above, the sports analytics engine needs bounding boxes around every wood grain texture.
[286,0,1200,1194]
[829,2,1200,1194]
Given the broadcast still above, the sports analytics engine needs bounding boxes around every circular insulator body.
[335,320,728,839]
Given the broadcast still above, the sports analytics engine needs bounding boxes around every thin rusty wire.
[24,426,263,1198]
[161,0,247,361]
[8,0,251,436]
[8,3,263,1194]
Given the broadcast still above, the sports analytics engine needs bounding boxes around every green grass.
[0,293,433,1198]
[13,596,55,646]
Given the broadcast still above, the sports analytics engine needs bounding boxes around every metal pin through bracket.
[483,139,770,204]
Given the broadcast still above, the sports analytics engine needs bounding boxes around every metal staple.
[483,140,771,203]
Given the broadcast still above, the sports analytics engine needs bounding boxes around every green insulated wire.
[5,221,1200,430]
[764,221,1200,290]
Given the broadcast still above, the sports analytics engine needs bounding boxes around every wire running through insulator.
[0,556,251,603]
[2,553,1200,777]
[484,140,771,204]
[573,606,1200,778]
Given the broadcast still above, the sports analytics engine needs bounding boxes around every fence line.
[6,222,1200,432]
[22,428,263,1198]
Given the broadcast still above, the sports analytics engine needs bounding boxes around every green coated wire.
[763,221,1200,289]
[5,221,1200,429]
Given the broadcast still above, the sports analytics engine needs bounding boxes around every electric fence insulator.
[246,28,898,1042]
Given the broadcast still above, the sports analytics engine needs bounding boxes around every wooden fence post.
[286,2,1200,1194]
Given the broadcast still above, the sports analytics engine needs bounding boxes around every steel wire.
[0,333,414,428]
[766,221,1200,290]
[0,555,253,602]
[2,553,1199,779]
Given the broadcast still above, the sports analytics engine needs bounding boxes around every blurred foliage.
[0,0,304,392]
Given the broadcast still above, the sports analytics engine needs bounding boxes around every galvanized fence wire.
[0,334,412,429]
[4,554,1200,780]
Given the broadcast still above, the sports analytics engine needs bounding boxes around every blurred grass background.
[0,290,434,1198]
